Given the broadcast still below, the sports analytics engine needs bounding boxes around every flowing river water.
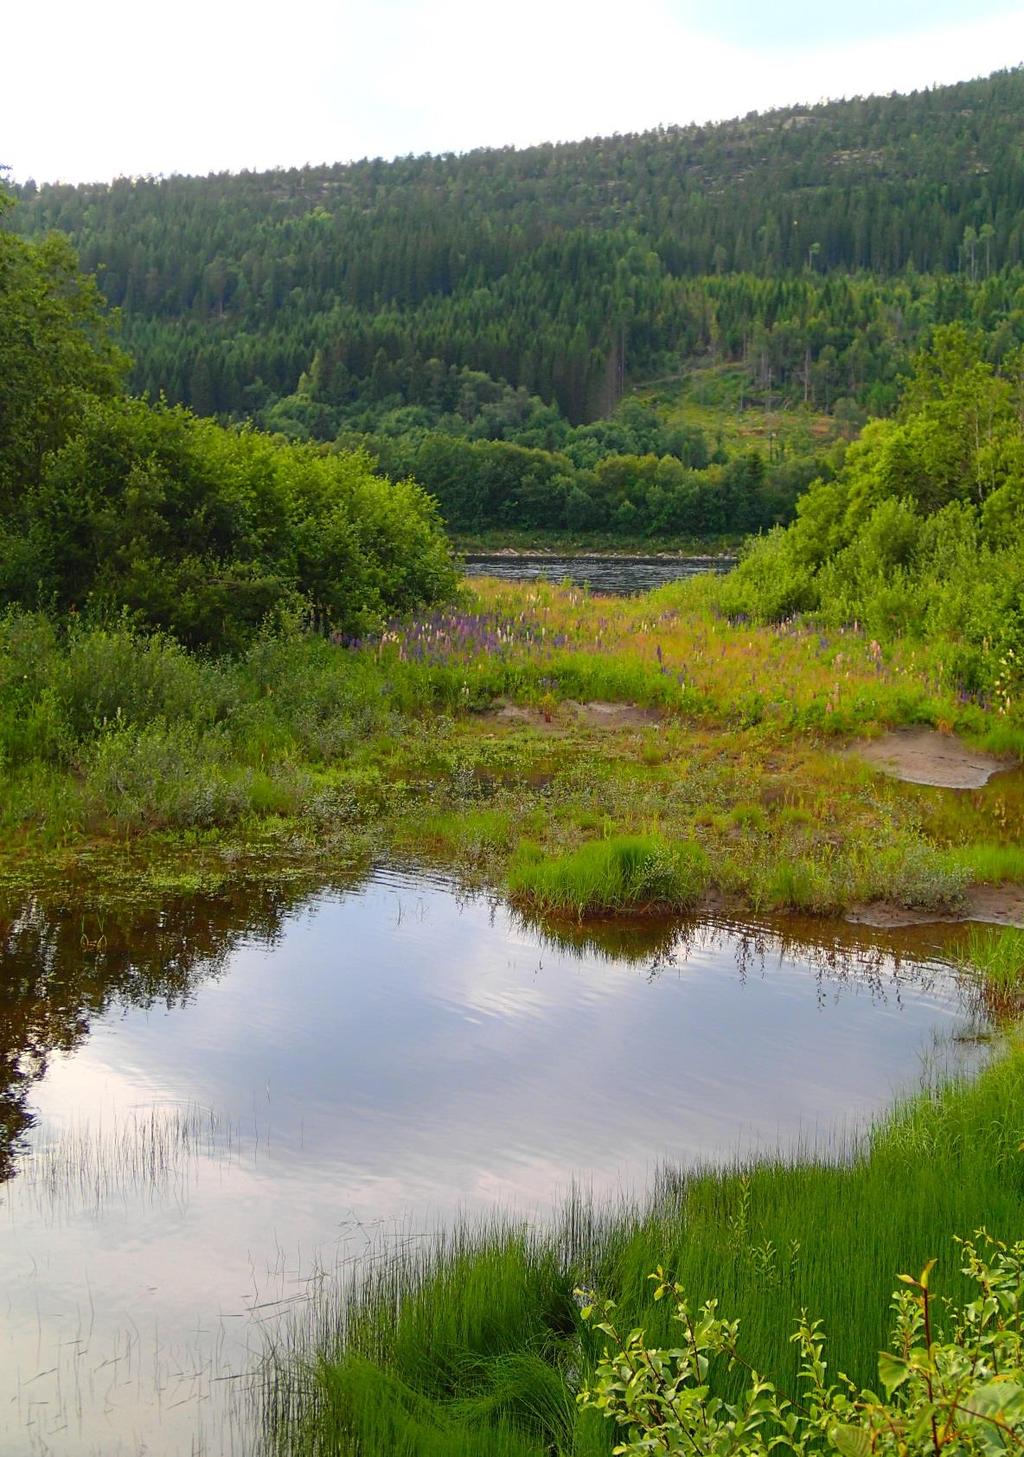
[0,866,986,1457]
[462,553,734,593]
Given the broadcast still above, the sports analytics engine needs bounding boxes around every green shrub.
[4,397,457,651]
[580,1233,1024,1455]
[83,722,244,830]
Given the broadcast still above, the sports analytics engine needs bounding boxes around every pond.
[0,869,984,1455]
[463,553,734,594]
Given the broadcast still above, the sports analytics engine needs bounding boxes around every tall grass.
[948,842,1024,884]
[955,925,1024,1016]
[1,586,1020,930]
[506,834,709,915]
[262,1038,1024,1457]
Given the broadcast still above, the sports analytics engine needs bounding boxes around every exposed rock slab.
[843,728,1010,789]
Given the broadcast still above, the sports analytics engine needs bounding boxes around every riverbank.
[5,575,1024,1455]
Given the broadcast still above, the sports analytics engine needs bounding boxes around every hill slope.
[7,68,1024,439]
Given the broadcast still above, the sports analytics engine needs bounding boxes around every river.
[462,553,734,594]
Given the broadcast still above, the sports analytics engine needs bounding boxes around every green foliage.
[15,68,1024,440]
[0,187,126,503]
[15,77,1024,546]
[363,423,813,536]
[272,1041,1024,1457]
[718,327,1024,703]
[507,834,710,914]
[0,185,457,651]
[0,395,456,649]
[580,1233,1024,1455]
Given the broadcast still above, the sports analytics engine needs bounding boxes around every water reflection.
[0,867,984,1456]
[0,874,356,1178]
[0,873,981,1187]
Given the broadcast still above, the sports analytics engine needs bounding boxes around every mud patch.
[569,700,663,729]
[847,883,1024,930]
[484,699,663,731]
[843,728,1011,789]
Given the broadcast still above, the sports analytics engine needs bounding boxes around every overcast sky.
[4,0,1023,185]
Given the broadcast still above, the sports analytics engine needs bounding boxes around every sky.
[4,0,1024,185]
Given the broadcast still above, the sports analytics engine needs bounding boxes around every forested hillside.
[10,67,1024,537]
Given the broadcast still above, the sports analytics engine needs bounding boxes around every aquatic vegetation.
[955,925,1024,1017]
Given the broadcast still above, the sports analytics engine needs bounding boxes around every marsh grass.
[507,834,709,915]
[955,925,1024,1016]
[949,841,1024,884]
[261,1037,1024,1457]
[0,580,1021,922]
[15,1103,238,1221]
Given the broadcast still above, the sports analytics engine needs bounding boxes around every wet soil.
[847,883,1024,930]
[843,728,1013,789]
[486,698,664,731]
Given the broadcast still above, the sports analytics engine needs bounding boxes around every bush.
[581,1232,1024,1455]
[3,397,457,651]
[710,330,1024,708]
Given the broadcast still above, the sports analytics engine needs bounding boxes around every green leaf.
[831,1424,871,1457]
[877,1350,911,1395]
[963,1378,1024,1431]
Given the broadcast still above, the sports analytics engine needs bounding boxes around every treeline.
[9,69,1024,431]
[349,416,823,536]
[260,265,1024,442]
[15,68,1024,297]
[51,255,1024,440]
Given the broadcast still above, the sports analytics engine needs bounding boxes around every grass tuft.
[955,925,1024,1017]
[264,1040,1024,1457]
[506,834,709,915]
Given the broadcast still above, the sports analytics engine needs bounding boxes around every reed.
[954,924,1024,1016]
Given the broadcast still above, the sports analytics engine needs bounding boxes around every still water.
[0,869,981,1455]
[463,553,733,594]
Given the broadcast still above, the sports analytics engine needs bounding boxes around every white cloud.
[3,0,1023,183]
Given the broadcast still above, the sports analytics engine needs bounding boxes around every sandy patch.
[484,699,663,731]
[843,728,1011,789]
[568,700,663,728]
[847,883,1024,930]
